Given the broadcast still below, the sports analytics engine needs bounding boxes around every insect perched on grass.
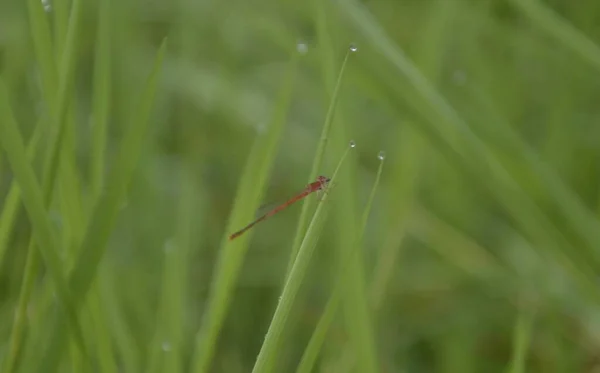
[228,176,331,240]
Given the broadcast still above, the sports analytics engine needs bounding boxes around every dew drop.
[41,0,51,11]
[349,140,356,148]
[349,43,358,53]
[378,151,386,160]
[162,341,171,352]
[296,41,308,55]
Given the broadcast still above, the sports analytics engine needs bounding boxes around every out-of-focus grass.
[1,0,600,372]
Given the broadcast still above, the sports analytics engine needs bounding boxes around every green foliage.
[0,0,599,372]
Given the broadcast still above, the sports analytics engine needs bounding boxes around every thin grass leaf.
[2,235,41,373]
[506,308,535,373]
[337,0,600,302]
[285,43,353,278]
[87,288,119,373]
[369,126,421,310]
[296,152,385,373]
[11,0,90,368]
[26,0,57,105]
[311,3,378,370]
[190,52,298,373]
[90,0,112,200]
[508,0,600,72]
[0,77,89,364]
[0,121,43,265]
[83,1,117,369]
[99,272,142,373]
[70,36,167,305]
[34,38,168,373]
[328,143,378,373]
[251,143,354,373]
[148,171,196,373]
[164,175,196,372]
[52,0,70,58]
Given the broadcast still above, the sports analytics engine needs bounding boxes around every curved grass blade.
[190,51,299,373]
[90,0,112,200]
[507,0,600,72]
[0,121,43,265]
[2,229,41,373]
[251,143,354,373]
[296,152,384,373]
[285,45,354,278]
[26,0,57,104]
[337,0,600,301]
[3,0,90,369]
[34,38,168,373]
[506,306,535,373]
[0,77,89,366]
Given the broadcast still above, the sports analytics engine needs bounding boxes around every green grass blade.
[508,0,600,72]
[328,142,378,373]
[148,170,196,373]
[337,0,600,298]
[69,37,167,302]
[52,0,70,57]
[506,308,535,373]
[285,46,354,279]
[90,0,112,199]
[2,238,41,373]
[34,38,168,372]
[297,152,385,373]
[87,286,119,373]
[190,52,298,373]
[0,77,88,365]
[360,153,385,233]
[82,1,116,369]
[312,3,378,370]
[99,272,142,373]
[26,0,57,105]
[0,122,43,265]
[251,143,353,373]
[163,170,196,373]
[369,126,421,310]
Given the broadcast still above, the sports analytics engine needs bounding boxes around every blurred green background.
[1,0,600,372]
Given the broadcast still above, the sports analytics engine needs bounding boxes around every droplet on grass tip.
[162,341,171,352]
[296,41,308,55]
[41,0,51,11]
[378,151,386,160]
[349,43,358,52]
[349,140,356,148]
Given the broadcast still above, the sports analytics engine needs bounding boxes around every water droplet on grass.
[349,44,358,52]
[296,41,308,54]
[42,0,52,11]
[162,341,171,352]
[349,140,356,148]
[378,151,386,160]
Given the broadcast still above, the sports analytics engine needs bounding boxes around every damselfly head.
[316,175,330,188]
